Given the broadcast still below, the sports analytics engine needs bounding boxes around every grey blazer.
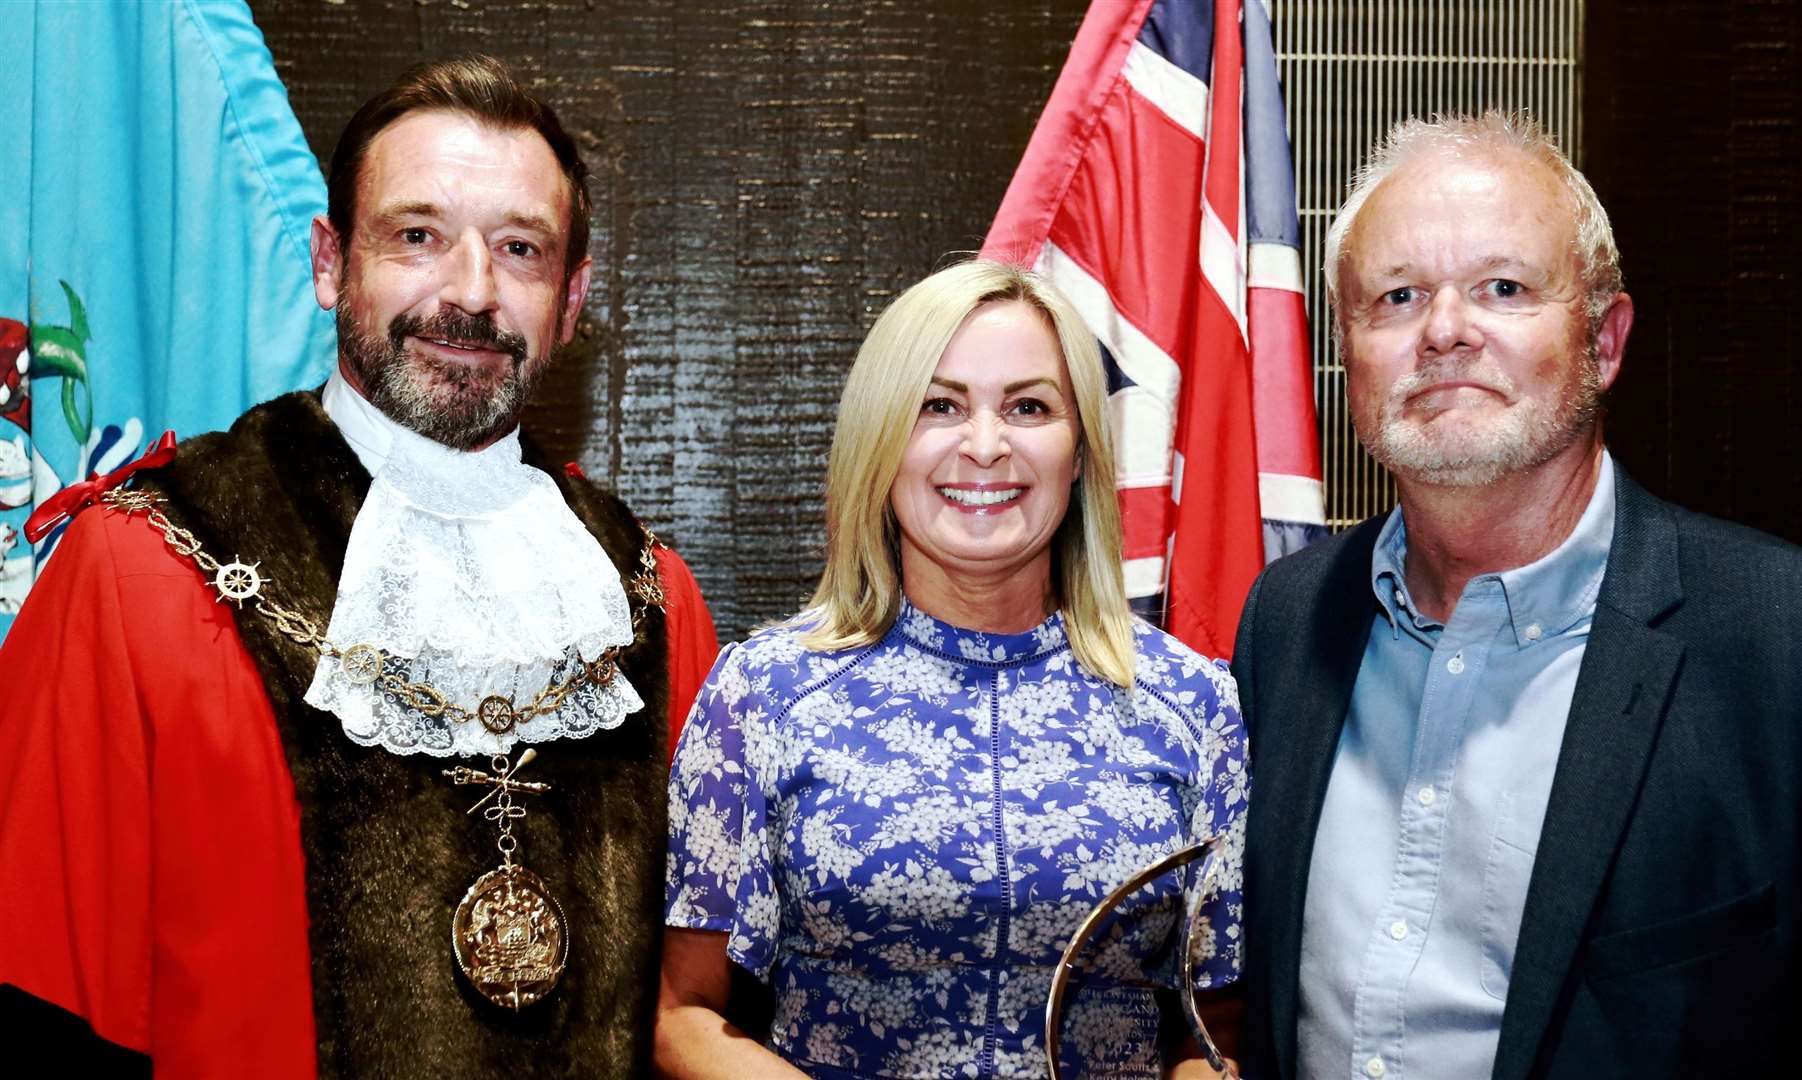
[1232,467,1802,1079]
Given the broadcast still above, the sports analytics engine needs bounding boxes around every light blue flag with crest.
[0,0,333,639]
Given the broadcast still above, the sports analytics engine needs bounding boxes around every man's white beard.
[1357,348,1603,488]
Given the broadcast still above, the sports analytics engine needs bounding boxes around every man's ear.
[559,256,593,346]
[311,215,345,312]
[1593,291,1634,392]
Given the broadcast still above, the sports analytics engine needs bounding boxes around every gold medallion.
[452,864,569,1010]
[443,749,561,1009]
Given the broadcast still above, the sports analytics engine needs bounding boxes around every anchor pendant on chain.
[443,747,570,1010]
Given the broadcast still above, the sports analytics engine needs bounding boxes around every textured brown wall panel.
[252,0,1084,639]
[255,0,1802,641]
[1585,0,1802,541]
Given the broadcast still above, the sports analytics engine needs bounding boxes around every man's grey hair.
[1322,111,1623,331]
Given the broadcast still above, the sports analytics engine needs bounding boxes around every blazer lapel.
[1263,520,1383,1079]
[1491,471,1686,1080]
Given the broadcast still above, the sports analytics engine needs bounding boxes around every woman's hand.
[1166,1057,1239,1079]
[1161,985,1244,1080]
[653,928,807,1079]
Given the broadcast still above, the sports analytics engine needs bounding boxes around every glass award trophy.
[1044,836,1236,1079]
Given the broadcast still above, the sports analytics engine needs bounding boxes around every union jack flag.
[984,0,1325,659]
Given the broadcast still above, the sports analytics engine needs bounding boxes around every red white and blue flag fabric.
[983,0,1325,659]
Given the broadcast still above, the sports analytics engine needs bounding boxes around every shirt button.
[1524,623,1543,641]
[1389,919,1409,940]
[1393,588,1407,609]
[1365,1056,1387,1078]
[1418,785,1437,807]
[1446,653,1466,674]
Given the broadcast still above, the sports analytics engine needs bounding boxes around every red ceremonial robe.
[0,504,717,1075]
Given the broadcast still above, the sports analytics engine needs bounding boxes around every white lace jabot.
[305,370,643,757]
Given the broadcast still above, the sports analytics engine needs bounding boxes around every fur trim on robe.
[137,390,669,1078]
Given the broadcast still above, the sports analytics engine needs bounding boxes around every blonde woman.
[656,261,1246,1079]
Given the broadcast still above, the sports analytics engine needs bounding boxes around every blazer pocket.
[1583,881,1776,983]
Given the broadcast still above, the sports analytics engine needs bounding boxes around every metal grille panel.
[1271,0,1585,528]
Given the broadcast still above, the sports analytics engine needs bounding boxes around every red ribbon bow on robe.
[23,431,179,544]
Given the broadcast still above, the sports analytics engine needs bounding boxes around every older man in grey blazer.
[1231,112,1802,1080]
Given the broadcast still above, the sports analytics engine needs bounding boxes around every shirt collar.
[1370,451,1617,647]
[321,366,398,476]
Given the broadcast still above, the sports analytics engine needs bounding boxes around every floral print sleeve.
[1181,660,1249,990]
[1119,622,1248,994]
[664,639,782,977]
[1197,660,1249,990]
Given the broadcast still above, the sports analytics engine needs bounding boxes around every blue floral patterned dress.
[665,601,1247,1078]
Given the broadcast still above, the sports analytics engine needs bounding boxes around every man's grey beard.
[1356,345,1603,488]
[335,305,541,451]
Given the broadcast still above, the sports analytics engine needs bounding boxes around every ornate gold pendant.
[443,748,564,1009]
[452,864,569,1010]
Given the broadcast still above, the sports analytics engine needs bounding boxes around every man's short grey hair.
[1322,111,1623,330]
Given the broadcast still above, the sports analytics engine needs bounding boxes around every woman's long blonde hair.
[800,260,1137,687]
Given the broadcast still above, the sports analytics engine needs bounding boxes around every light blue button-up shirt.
[1297,453,1617,1080]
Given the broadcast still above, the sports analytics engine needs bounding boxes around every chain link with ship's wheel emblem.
[340,642,384,685]
[107,490,158,514]
[477,695,520,734]
[213,558,264,606]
